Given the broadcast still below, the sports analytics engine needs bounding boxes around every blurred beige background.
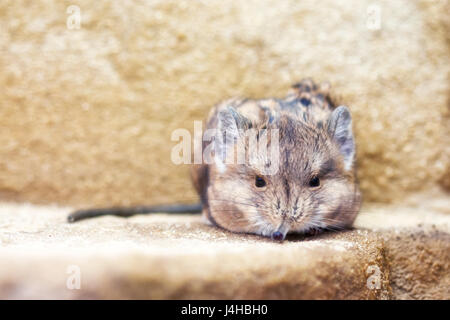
[0,0,448,207]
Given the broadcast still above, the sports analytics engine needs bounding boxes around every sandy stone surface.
[0,201,448,299]
[0,0,448,207]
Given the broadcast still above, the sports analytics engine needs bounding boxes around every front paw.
[304,227,324,237]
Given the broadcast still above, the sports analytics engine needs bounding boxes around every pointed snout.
[271,231,286,241]
[270,220,289,242]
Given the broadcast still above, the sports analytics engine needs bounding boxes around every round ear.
[215,106,251,169]
[327,106,355,171]
[217,106,250,139]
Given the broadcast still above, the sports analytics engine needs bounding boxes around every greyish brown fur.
[191,79,361,240]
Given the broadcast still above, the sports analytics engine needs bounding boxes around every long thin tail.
[67,203,202,223]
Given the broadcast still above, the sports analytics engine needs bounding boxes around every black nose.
[271,231,284,241]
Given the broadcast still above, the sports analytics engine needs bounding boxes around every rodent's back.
[207,79,336,130]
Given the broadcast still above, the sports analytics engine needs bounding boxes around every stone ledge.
[0,202,448,299]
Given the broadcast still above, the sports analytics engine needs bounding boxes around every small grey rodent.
[68,79,361,241]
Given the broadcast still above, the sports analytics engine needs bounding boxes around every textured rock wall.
[0,0,448,206]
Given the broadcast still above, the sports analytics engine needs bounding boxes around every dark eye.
[309,176,320,188]
[255,176,266,188]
